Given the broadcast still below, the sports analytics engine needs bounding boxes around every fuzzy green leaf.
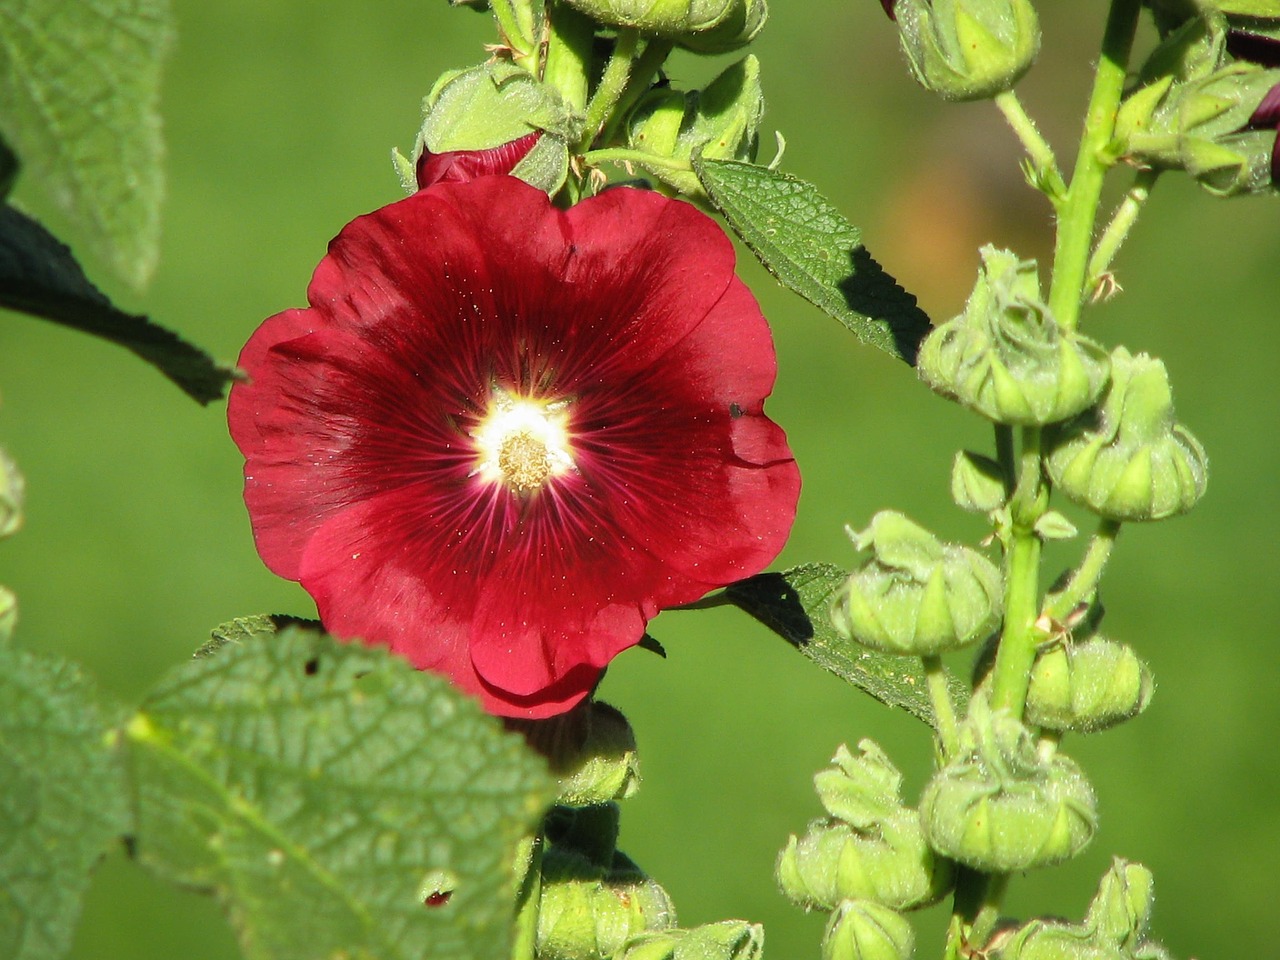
[124,624,553,960]
[0,643,129,960]
[724,564,967,728]
[0,0,172,288]
[0,204,236,404]
[693,158,932,365]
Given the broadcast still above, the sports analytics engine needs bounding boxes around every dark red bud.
[416,130,542,190]
[880,0,897,18]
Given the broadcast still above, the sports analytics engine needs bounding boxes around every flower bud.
[950,451,1008,514]
[831,511,1002,657]
[561,0,738,38]
[510,701,640,806]
[778,741,953,911]
[891,0,1041,102]
[1025,637,1153,734]
[617,922,765,960]
[408,63,580,195]
[821,900,915,960]
[917,247,1111,426]
[538,847,676,960]
[1045,347,1208,522]
[1120,61,1280,196]
[0,448,24,540]
[920,699,1098,872]
[678,0,768,53]
[626,56,764,198]
[1085,858,1157,949]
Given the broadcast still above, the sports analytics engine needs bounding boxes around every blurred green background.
[3,1,1278,957]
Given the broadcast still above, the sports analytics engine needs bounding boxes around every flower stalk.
[577,29,640,152]
[1086,169,1160,299]
[922,654,960,759]
[994,90,1065,201]
[512,833,545,960]
[1047,518,1122,622]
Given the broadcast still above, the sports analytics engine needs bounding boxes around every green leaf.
[124,624,554,960]
[0,204,236,404]
[0,0,172,288]
[693,157,933,365]
[0,643,130,960]
[724,564,967,728]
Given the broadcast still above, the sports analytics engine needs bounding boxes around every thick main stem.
[1047,0,1144,332]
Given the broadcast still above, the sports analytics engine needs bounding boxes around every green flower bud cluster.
[617,921,764,960]
[1118,60,1280,196]
[626,57,764,199]
[537,845,677,960]
[1046,347,1208,522]
[560,0,766,49]
[918,247,1111,426]
[821,900,915,960]
[777,740,954,912]
[1025,636,1153,734]
[831,511,1002,657]
[991,858,1171,959]
[402,62,583,194]
[891,0,1041,102]
[920,699,1097,872]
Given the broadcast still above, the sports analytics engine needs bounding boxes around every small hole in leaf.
[303,658,320,676]
[424,891,452,908]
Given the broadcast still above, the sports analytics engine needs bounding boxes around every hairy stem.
[923,654,960,759]
[599,38,675,146]
[582,147,692,172]
[1048,0,1144,332]
[512,833,544,960]
[1047,517,1122,622]
[577,30,640,153]
[1087,169,1160,299]
[542,2,594,114]
[994,90,1065,202]
[491,0,541,73]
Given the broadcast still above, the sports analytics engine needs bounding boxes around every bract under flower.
[228,176,799,718]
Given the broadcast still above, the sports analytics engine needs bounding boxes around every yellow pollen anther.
[497,431,554,492]
[472,388,574,495]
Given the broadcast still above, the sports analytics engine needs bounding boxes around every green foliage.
[0,203,235,404]
[723,564,966,728]
[0,0,172,288]
[0,643,129,960]
[692,157,931,365]
[122,624,554,960]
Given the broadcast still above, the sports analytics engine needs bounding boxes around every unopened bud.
[918,247,1111,426]
[617,921,765,960]
[831,511,1002,657]
[679,0,768,52]
[920,699,1097,872]
[626,56,764,197]
[1045,347,1208,522]
[562,0,739,37]
[950,451,1008,514]
[1025,637,1153,734]
[891,0,1041,102]
[1086,858,1158,949]
[822,900,915,960]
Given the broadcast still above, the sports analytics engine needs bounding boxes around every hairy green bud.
[822,901,915,960]
[414,63,580,194]
[831,511,1002,657]
[678,0,768,52]
[538,848,676,960]
[626,56,764,197]
[1046,347,1208,522]
[918,247,1111,426]
[617,922,765,960]
[892,0,1040,101]
[561,0,741,38]
[510,701,640,806]
[951,451,1009,514]
[920,699,1097,872]
[1025,637,1153,734]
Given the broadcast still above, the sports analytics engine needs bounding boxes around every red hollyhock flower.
[228,176,799,718]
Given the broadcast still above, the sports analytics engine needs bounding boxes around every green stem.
[1046,517,1122,622]
[994,90,1065,202]
[995,424,1016,501]
[512,833,544,960]
[1047,0,1144,332]
[989,428,1048,717]
[542,2,594,114]
[969,873,1010,948]
[577,30,640,153]
[922,654,960,759]
[582,147,692,172]
[599,38,675,146]
[491,0,541,74]
[1086,169,1160,299]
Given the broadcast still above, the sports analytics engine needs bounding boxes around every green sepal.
[951,450,1009,514]
[821,901,914,960]
[918,246,1111,425]
[1025,636,1153,734]
[1045,347,1208,522]
[559,0,737,37]
[626,56,764,198]
[831,511,1003,657]
[677,0,767,53]
[616,921,765,960]
[920,698,1098,872]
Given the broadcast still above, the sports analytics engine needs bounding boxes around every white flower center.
[472,389,574,494]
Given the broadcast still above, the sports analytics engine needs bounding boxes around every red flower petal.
[416,131,542,190]
[228,176,799,718]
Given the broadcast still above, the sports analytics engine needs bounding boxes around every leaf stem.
[994,90,1065,201]
[582,147,693,172]
[577,30,640,153]
[1046,517,1122,622]
[1086,169,1160,299]
[599,38,675,146]
[1047,0,1144,332]
[491,0,540,74]
[989,427,1048,717]
[512,832,544,960]
[922,654,960,759]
